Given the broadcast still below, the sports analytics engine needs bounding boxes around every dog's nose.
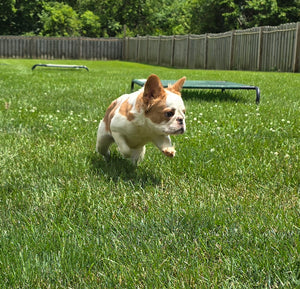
[177,117,184,125]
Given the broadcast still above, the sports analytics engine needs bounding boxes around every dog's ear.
[143,74,165,106]
[169,77,186,93]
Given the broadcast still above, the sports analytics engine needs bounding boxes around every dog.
[96,74,186,164]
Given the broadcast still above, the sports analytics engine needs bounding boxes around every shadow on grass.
[88,151,162,185]
[182,90,248,103]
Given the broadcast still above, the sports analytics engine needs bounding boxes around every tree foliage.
[0,0,299,37]
[80,10,100,37]
[39,2,80,37]
[0,0,16,35]
[221,0,295,29]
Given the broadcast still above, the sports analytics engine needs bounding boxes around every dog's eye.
[165,111,175,118]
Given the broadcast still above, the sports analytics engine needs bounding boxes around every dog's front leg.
[112,132,145,165]
[153,136,176,158]
[111,132,132,158]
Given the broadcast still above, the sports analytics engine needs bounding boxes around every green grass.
[0,59,299,288]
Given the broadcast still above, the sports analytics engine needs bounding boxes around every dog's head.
[141,74,186,135]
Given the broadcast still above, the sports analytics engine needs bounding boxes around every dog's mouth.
[175,127,185,134]
[165,127,185,135]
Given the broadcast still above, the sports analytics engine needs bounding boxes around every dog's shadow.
[88,151,161,185]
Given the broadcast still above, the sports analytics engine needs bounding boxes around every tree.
[222,0,300,30]
[74,0,122,36]
[0,0,16,35]
[14,0,44,35]
[188,0,231,34]
[150,0,190,35]
[80,10,100,37]
[117,0,153,35]
[0,0,299,37]
[39,2,80,37]
[277,0,300,23]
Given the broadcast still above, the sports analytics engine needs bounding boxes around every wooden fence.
[0,22,299,72]
[124,22,300,72]
[0,36,123,60]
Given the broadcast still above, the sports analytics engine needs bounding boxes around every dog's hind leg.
[96,120,114,159]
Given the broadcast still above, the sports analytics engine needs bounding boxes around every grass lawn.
[0,59,299,288]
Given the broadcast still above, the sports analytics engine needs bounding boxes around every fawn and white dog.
[96,74,186,164]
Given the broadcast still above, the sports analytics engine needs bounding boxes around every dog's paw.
[162,147,176,157]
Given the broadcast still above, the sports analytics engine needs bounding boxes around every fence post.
[204,33,208,69]
[229,30,235,70]
[77,37,82,59]
[30,37,36,59]
[146,35,149,63]
[125,37,129,61]
[257,26,264,71]
[292,22,300,72]
[157,36,161,65]
[186,34,190,68]
[137,36,140,62]
[171,35,175,67]
[136,36,139,62]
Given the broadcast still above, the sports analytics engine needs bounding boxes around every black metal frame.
[131,79,260,104]
[32,64,89,71]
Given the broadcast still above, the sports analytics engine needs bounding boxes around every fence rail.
[124,22,300,72]
[0,22,299,72]
[0,36,123,60]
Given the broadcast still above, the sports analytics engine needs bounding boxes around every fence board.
[159,36,173,67]
[187,35,206,69]
[0,23,299,72]
[123,22,299,72]
[173,35,189,68]
[0,36,123,60]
